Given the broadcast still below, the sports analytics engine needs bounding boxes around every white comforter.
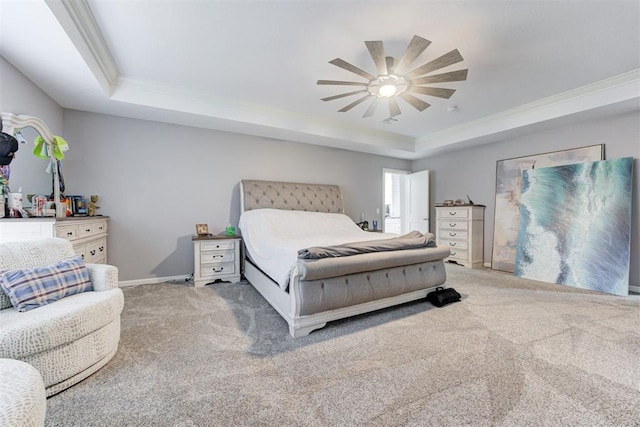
[239,209,395,290]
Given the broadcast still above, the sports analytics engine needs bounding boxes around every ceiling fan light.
[379,84,397,97]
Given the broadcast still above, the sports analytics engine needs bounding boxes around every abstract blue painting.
[514,157,633,296]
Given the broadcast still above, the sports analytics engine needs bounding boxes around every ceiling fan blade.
[329,58,375,80]
[321,90,368,102]
[317,80,369,87]
[399,93,431,111]
[338,94,374,112]
[387,97,402,117]
[409,86,457,99]
[385,56,395,74]
[405,49,464,79]
[365,41,387,75]
[411,69,468,85]
[363,98,381,118]
[393,35,432,76]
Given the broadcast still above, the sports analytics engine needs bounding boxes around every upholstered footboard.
[243,258,447,338]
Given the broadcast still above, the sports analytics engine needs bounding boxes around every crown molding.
[45,0,119,94]
[111,76,416,154]
[415,69,640,154]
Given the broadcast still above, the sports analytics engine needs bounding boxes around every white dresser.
[192,235,241,287]
[0,216,109,264]
[435,206,484,268]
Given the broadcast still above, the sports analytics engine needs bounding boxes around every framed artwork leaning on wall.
[491,144,604,272]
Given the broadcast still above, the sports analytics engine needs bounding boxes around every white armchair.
[0,238,123,396]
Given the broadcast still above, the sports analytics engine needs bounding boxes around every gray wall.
[62,110,410,281]
[413,111,640,286]
[0,56,64,196]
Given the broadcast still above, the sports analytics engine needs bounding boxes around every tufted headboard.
[240,180,344,213]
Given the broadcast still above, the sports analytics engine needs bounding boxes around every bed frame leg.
[290,322,327,338]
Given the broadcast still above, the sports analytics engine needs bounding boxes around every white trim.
[45,0,119,94]
[416,69,640,154]
[629,285,640,294]
[119,274,190,288]
[483,262,491,268]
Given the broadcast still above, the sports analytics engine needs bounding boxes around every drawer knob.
[67,232,73,236]
[449,212,456,216]
[99,246,104,252]
[449,223,456,227]
[86,228,91,232]
[213,267,224,273]
[90,250,96,255]
[451,252,457,256]
[450,242,457,246]
[449,232,456,237]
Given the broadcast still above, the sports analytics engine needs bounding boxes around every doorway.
[383,169,430,234]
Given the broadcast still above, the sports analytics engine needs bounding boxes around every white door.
[407,170,430,233]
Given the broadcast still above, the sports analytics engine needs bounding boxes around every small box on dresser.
[192,235,241,287]
[435,205,484,268]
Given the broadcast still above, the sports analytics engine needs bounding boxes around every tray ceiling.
[1,0,638,159]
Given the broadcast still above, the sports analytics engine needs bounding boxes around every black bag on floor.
[427,286,461,307]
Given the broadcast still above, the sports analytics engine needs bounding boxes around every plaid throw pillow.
[0,256,93,312]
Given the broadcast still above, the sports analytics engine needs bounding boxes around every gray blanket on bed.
[297,230,437,259]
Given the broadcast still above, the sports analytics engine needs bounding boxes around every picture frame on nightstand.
[195,223,210,236]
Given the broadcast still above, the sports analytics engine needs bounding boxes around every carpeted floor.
[45,264,640,426]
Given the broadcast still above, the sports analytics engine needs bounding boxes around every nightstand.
[192,235,242,287]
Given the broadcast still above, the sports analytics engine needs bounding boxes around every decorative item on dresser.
[435,205,484,268]
[192,235,242,287]
[0,216,109,264]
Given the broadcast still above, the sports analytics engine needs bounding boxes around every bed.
[239,179,451,337]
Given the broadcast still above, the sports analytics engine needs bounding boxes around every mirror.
[4,127,52,207]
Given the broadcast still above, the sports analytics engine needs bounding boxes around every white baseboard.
[629,284,640,294]
[483,262,491,268]
[119,274,191,288]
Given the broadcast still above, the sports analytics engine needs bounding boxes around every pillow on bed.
[0,256,93,312]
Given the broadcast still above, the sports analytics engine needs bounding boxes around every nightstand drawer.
[200,250,235,263]
[201,240,235,251]
[200,262,236,277]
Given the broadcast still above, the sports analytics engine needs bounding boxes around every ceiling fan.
[317,35,468,118]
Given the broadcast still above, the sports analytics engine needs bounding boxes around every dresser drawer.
[86,238,107,264]
[200,250,235,263]
[440,239,468,250]
[437,208,469,219]
[448,248,468,261]
[437,220,469,231]
[441,230,468,240]
[200,262,236,278]
[56,225,78,240]
[201,240,235,251]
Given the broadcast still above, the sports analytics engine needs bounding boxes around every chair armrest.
[86,264,119,291]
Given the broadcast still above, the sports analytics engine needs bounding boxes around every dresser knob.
[450,242,457,246]
[449,212,456,216]
[449,223,456,227]
[449,232,456,237]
